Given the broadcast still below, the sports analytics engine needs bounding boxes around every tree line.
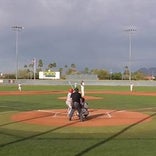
[1,59,148,80]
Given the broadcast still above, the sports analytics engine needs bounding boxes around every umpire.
[69,88,83,122]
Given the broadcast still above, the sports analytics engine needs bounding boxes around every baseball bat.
[68,81,74,89]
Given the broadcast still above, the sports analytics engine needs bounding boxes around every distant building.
[145,75,155,80]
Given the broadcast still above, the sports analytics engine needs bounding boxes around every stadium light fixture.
[125,26,136,81]
[12,26,24,80]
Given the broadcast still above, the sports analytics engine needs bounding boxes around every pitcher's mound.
[11,109,151,127]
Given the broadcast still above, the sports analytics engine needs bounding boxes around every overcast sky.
[1,0,156,73]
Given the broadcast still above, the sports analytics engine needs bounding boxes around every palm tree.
[71,63,76,69]
[123,66,130,80]
[48,62,57,70]
[38,59,43,70]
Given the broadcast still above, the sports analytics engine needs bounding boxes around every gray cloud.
[1,0,156,73]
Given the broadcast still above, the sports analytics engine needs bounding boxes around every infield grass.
[0,85,156,156]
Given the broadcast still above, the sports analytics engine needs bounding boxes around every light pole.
[32,58,36,80]
[125,26,136,81]
[12,26,24,80]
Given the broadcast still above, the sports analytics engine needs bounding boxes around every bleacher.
[66,74,98,80]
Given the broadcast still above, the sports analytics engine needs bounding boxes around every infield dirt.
[0,90,152,127]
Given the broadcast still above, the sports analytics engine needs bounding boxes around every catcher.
[76,97,89,119]
[81,97,89,119]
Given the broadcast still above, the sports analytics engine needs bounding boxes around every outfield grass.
[0,85,156,156]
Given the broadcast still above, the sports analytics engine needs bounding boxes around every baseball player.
[74,82,77,88]
[80,80,85,97]
[69,88,83,121]
[65,88,73,116]
[18,83,22,91]
[130,82,134,92]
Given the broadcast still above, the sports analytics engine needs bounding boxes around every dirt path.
[11,109,151,127]
[0,90,156,96]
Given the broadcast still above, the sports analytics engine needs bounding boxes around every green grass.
[0,85,156,156]
[0,84,67,91]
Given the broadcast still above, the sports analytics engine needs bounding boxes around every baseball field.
[0,85,156,156]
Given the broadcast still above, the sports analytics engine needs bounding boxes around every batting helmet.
[69,88,73,93]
